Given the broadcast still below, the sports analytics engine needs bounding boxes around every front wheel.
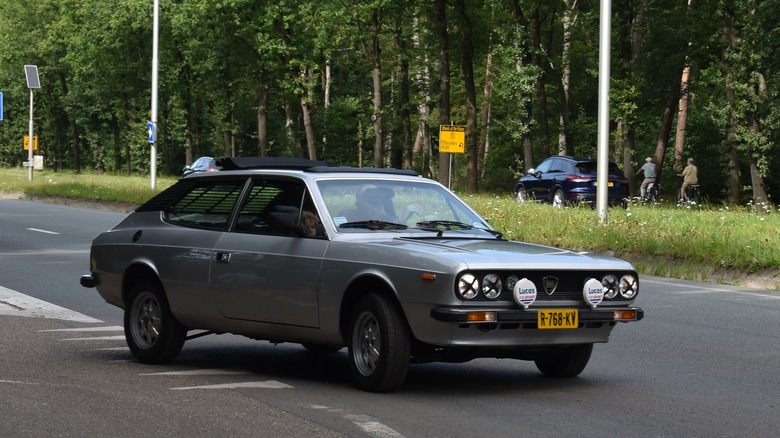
[515,187,528,202]
[348,294,410,392]
[124,279,186,364]
[534,344,593,377]
[551,189,565,208]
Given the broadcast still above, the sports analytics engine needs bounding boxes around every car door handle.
[215,252,231,263]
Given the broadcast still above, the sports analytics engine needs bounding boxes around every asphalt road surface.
[1,199,778,437]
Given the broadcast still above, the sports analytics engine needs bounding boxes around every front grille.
[460,270,636,303]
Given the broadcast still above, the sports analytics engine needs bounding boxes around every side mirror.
[527,168,535,174]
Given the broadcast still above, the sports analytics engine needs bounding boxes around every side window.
[535,159,553,174]
[547,158,566,173]
[164,179,246,231]
[233,178,325,238]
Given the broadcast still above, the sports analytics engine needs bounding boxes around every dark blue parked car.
[515,156,628,207]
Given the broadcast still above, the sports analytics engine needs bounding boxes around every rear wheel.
[348,294,410,392]
[124,279,186,364]
[534,344,593,377]
[551,189,565,208]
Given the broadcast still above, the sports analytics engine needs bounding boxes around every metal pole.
[28,89,34,181]
[596,0,612,224]
[150,0,159,189]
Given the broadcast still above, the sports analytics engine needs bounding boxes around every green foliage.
[0,0,778,204]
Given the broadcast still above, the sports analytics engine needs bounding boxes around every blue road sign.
[147,121,155,143]
[0,92,4,121]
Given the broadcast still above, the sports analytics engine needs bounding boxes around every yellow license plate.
[594,182,614,187]
[537,309,578,329]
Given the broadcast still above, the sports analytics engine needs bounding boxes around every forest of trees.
[0,0,778,204]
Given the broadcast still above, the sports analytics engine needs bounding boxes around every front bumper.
[431,306,644,325]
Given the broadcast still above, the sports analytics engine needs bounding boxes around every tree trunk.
[510,0,538,172]
[723,4,740,204]
[653,85,679,180]
[370,10,384,168]
[301,67,318,160]
[436,0,451,185]
[59,73,81,173]
[478,45,493,177]
[122,94,132,175]
[256,86,269,156]
[394,14,413,170]
[558,0,577,156]
[412,16,434,177]
[456,0,478,192]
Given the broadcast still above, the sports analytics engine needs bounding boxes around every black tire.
[124,279,186,364]
[348,294,410,392]
[515,187,528,202]
[551,189,565,208]
[534,343,593,378]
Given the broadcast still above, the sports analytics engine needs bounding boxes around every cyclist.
[677,157,698,202]
[636,157,657,201]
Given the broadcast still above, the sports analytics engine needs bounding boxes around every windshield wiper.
[414,220,503,239]
[340,220,408,230]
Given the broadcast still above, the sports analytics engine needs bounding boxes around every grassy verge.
[2,168,778,289]
[0,168,175,205]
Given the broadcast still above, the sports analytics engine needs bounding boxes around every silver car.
[80,157,643,392]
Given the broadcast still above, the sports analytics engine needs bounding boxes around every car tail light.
[566,176,595,183]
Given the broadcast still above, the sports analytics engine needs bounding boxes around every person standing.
[636,157,657,201]
[677,158,698,202]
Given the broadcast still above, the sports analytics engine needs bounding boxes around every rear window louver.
[135,180,197,212]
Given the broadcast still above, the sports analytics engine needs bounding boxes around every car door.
[210,177,328,327]
[523,158,554,201]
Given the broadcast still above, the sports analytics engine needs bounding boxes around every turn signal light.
[613,309,638,321]
[466,311,497,323]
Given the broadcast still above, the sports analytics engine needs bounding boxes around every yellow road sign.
[24,135,39,151]
[439,125,465,154]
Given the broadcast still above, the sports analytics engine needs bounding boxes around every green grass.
[461,193,780,275]
[0,168,175,205]
[2,167,778,287]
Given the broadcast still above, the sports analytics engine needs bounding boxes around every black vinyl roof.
[215,156,418,176]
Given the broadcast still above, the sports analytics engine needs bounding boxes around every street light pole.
[596,0,612,224]
[150,0,159,189]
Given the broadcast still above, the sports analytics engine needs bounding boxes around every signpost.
[439,125,466,189]
[25,65,40,181]
[0,91,4,121]
[23,135,39,151]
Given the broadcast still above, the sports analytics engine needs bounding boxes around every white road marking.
[345,415,406,438]
[0,285,102,323]
[60,335,126,341]
[142,369,252,376]
[305,405,406,438]
[0,380,39,385]
[40,326,123,332]
[170,380,293,390]
[25,228,60,235]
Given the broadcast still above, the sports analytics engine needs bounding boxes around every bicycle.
[675,184,701,205]
[641,181,661,203]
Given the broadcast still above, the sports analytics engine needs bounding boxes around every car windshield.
[317,179,492,235]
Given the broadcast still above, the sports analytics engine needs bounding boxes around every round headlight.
[619,275,638,299]
[602,274,619,299]
[457,273,479,299]
[505,275,519,293]
[482,273,502,299]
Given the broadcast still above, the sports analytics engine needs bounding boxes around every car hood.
[344,236,634,271]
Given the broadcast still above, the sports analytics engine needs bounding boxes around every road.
[1,199,778,437]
